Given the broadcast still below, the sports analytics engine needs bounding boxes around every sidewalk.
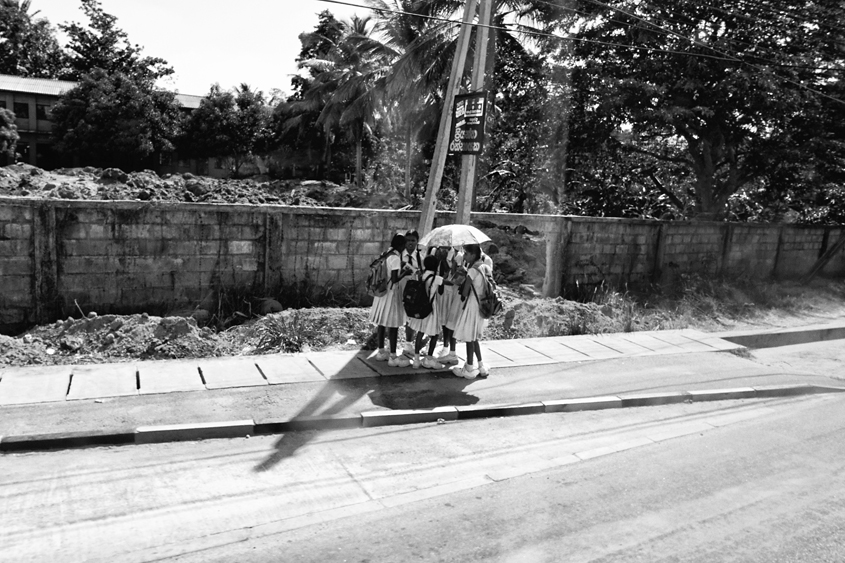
[1,324,844,451]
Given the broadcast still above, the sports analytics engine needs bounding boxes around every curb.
[715,324,845,350]
[3,384,844,453]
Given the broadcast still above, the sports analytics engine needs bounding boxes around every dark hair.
[404,230,419,241]
[463,243,481,263]
[423,255,438,272]
[390,234,406,251]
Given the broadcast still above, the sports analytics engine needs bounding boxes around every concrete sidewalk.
[1,324,844,452]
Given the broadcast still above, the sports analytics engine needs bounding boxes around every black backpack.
[403,274,435,319]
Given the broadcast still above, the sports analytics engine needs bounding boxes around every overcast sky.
[31,0,361,97]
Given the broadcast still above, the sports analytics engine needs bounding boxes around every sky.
[30,0,362,98]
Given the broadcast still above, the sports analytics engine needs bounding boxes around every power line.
[315,0,845,105]
[316,0,741,61]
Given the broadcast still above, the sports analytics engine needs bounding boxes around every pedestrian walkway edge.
[3,384,844,454]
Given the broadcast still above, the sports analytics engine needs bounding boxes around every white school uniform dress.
[453,265,489,343]
[407,271,442,336]
[368,251,407,328]
[442,249,465,330]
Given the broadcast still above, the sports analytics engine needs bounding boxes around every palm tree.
[290,15,391,189]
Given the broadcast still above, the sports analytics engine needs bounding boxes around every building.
[0,74,76,169]
[0,73,209,174]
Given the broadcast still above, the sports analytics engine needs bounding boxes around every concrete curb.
[715,323,845,349]
[3,384,844,453]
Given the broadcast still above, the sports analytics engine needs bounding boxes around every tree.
[281,14,386,188]
[60,0,172,81]
[568,0,845,220]
[272,10,345,180]
[0,107,19,164]
[50,68,182,170]
[181,84,271,177]
[0,0,66,78]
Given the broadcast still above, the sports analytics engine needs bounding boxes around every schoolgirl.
[435,246,463,366]
[451,243,490,379]
[401,230,423,357]
[369,233,413,367]
[406,255,446,369]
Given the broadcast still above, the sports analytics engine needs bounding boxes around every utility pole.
[417,0,485,236]
[455,0,492,225]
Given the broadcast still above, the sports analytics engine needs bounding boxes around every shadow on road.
[254,355,477,472]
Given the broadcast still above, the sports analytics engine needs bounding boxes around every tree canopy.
[50,68,182,169]
[59,0,172,81]
[0,0,66,78]
[181,84,271,177]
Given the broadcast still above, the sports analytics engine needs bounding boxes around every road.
[1,339,844,563]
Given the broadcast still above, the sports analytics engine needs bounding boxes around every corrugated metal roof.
[0,74,77,96]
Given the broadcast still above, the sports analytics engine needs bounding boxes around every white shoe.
[451,364,478,379]
[374,348,390,361]
[412,355,422,369]
[438,351,459,365]
[477,361,489,377]
[421,356,445,370]
[388,355,412,368]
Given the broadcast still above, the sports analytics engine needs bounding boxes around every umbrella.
[419,224,491,247]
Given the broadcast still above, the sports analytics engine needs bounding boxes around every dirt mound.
[0,312,222,367]
[0,164,414,209]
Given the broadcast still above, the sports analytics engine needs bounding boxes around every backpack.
[466,266,504,319]
[403,274,435,319]
[366,250,394,297]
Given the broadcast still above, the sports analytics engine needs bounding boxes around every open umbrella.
[419,224,491,247]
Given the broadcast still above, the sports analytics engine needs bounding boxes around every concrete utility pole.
[418,0,491,236]
[455,0,492,225]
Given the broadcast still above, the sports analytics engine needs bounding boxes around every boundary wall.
[1,197,843,334]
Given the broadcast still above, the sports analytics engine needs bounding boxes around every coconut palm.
[288,14,392,189]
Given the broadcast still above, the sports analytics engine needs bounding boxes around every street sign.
[449,92,487,155]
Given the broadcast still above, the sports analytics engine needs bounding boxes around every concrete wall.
[1,196,843,334]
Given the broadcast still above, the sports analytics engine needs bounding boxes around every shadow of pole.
[253,352,478,473]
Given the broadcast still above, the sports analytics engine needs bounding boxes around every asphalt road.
[1,338,843,563]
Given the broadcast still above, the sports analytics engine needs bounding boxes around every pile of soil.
[0,164,411,209]
[3,280,844,368]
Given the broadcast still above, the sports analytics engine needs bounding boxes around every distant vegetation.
[1,0,843,223]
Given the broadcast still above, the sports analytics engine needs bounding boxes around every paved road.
[3,392,845,563]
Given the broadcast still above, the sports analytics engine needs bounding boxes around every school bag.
[466,265,504,319]
[403,274,435,319]
[366,249,394,297]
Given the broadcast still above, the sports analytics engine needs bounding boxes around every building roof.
[175,93,204,109]
[0,74,77,96]
[0,74,204,109]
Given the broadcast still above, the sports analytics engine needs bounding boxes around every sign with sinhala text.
[449,91,487,155]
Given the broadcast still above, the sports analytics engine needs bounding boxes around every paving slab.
[558,337,624,360]
[137,359,205,395]
[478,347,517,369]
[66,364,138,400]
[253,354,326,384]
[0,365,72,405]
[521,338,591,362]
[616,332,688,355]
[650,331,722,353]
[485,340,558,365]
[679,330,745,352]
[309,350,380,379]
[361,350,455,376]
[199,357,268,390]
[588,334,654,356]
